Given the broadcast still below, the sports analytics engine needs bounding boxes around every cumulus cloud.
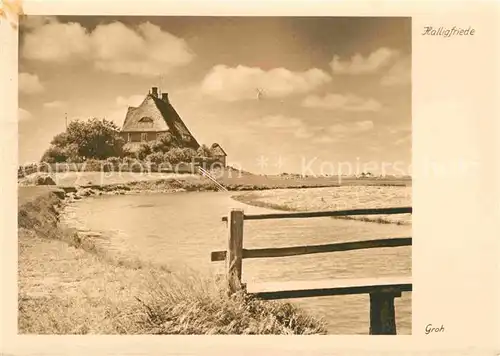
[19,72,44,94]
[381,56,411,86]
[200,65,331,101]
[21,19,194,76]
[302,93,382,112]
[91,22,194,76]
[22,19,90,62]
[330,47,399,75]
[18,108,33,121]
[43,100,66,109]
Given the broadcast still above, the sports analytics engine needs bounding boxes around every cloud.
[22,18,90,62]
[312,120,374,144]
[248,114,319,140]
[329,120,374,134]
[19,72,44,94]
[381,56,411,86]
[330,47,399,75]
[18,108,33,122]
[20,15,58,30]
[394,133,411,145]
[91,22,194,76]
[388,125,411,135]
[200,65,331,101]
[312,135,336,144]
[249,114,302,129]
[294,126,316,139]
[21,19,194,76]
[43,100,66,109]
[302,93,382,112]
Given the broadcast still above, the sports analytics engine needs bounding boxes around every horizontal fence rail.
[221,206,412,222]
[211,237,411,261]
[248,277,413,300]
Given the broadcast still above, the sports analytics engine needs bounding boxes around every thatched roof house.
[121,87,200,151]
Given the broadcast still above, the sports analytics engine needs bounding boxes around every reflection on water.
[62,190,412,334]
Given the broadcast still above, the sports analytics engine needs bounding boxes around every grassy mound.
[114,271,325,335]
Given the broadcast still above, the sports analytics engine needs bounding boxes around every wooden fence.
[211,206,412,335]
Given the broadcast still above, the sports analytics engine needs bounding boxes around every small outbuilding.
[210,143,227,167]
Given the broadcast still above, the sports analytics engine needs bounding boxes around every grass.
[18,186,326,334]
[107,271,325,335]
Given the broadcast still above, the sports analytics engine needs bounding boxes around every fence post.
[369,291,400,335]
[226,209,244,294]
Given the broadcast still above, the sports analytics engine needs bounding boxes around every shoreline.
[231,187,412,226]
[19,171,411,200]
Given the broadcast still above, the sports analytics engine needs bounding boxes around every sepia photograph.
[17,15,412,335]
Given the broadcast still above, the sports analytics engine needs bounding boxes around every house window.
[127,133,131,143]
[141,133,148,142]
[138,117,154,129]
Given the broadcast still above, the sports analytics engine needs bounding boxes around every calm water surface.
[62,191,412,334]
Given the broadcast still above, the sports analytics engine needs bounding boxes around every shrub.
[83,159,103,172]
[196,144,212,158]
[157,132,178,148]
[164,148,182,164]
[137,143,152,160]
[146,152,165,165]
[182,148,197,162]
[106,157,121,169]
[41,146,68,163]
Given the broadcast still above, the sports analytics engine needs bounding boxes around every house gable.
[121,88,200,149]
[211,143,227,157]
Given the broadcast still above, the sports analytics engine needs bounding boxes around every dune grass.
[106,271,325,335]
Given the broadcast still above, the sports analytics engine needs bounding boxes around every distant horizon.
[19,16,411,175]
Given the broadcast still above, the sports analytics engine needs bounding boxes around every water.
[62,191,411,334]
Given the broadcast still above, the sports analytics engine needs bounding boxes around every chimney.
[151,87,158,98]
[161,93,169,103]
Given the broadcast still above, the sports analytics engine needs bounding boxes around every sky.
[18,16,411,175]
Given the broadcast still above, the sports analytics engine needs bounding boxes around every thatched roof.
[122,92,200,149]
[211,143,227,156]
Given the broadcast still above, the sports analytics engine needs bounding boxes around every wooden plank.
[226,209,244,294]
[211,237,411,262]
[248,277,412,300]
[369,292,399,335]
[221,207,412,222]
[211,237,411,261]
